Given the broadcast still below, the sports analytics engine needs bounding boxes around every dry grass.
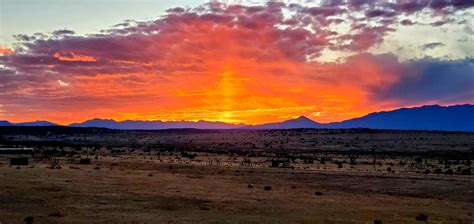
[0,156,473,223]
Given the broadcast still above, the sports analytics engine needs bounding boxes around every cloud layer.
[0,1,473,124]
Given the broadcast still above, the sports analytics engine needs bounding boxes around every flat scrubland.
[0,127,473,223]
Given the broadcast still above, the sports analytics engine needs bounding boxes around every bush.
[374,219,383,224]
[264,186,272,191]
[416,213,428,221]
[461,168,471,175]
[199,205,210,211]
[49,212,63,217]
[248,184,253,188]
[314,191,323,196]
[24,216,34,224]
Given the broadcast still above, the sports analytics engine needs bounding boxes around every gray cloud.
[420,42,445,50]
[370,58,474,104]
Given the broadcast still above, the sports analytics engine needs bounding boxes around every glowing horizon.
[1,1,473,125]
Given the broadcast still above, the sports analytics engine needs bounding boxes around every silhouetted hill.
[0,120,58,127]
[69,118,244,130]
[16,121,59,126]
[244,116,323,129]
[247,104,474,131]
[0,120,12,126]
[326,104,474,132]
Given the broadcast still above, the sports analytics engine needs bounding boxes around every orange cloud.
[0,46,13,55]
[0,2,472,125]
[53,52,97,62]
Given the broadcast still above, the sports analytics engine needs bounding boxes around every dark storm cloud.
[370,58,474,103]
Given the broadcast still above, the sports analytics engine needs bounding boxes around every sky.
[0,0,473,125]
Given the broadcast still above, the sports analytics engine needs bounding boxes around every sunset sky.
[0,0,473,125]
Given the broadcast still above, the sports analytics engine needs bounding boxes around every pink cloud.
[0,2,472,124]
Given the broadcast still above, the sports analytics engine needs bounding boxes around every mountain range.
[0,120,58,127]
[245,104,474,132]
[69,119,243,130]
[1,104,473,132]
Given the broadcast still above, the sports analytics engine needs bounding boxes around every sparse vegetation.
[49,212,63,217]
[0,127,473,223]
[24,216,34,224]
[416,213,428,221]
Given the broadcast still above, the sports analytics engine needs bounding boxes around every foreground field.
[0,127,473,223]
[0,156,473,223]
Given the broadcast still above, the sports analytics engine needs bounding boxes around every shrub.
[264,186,272,191]
[199,205,210,211]
[374,219,383,224]
[314,191,323,196]
[24,216,34,224]
[248,184,253,188]
[416,213,428,221]
[461,168,471,175]
[49,212,63,217]
[415,157,423,164]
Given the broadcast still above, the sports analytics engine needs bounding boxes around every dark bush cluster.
[416,213,428,221]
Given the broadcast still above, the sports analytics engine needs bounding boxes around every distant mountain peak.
[244,115,321,129]
[293,116,313,121]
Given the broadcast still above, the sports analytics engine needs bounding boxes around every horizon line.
[1,103,472,126]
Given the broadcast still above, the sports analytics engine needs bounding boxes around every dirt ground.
[1,156,473,224]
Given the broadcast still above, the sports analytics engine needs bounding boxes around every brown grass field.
[0,127,473,223]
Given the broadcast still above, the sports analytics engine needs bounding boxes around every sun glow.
[1,2,472,125]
